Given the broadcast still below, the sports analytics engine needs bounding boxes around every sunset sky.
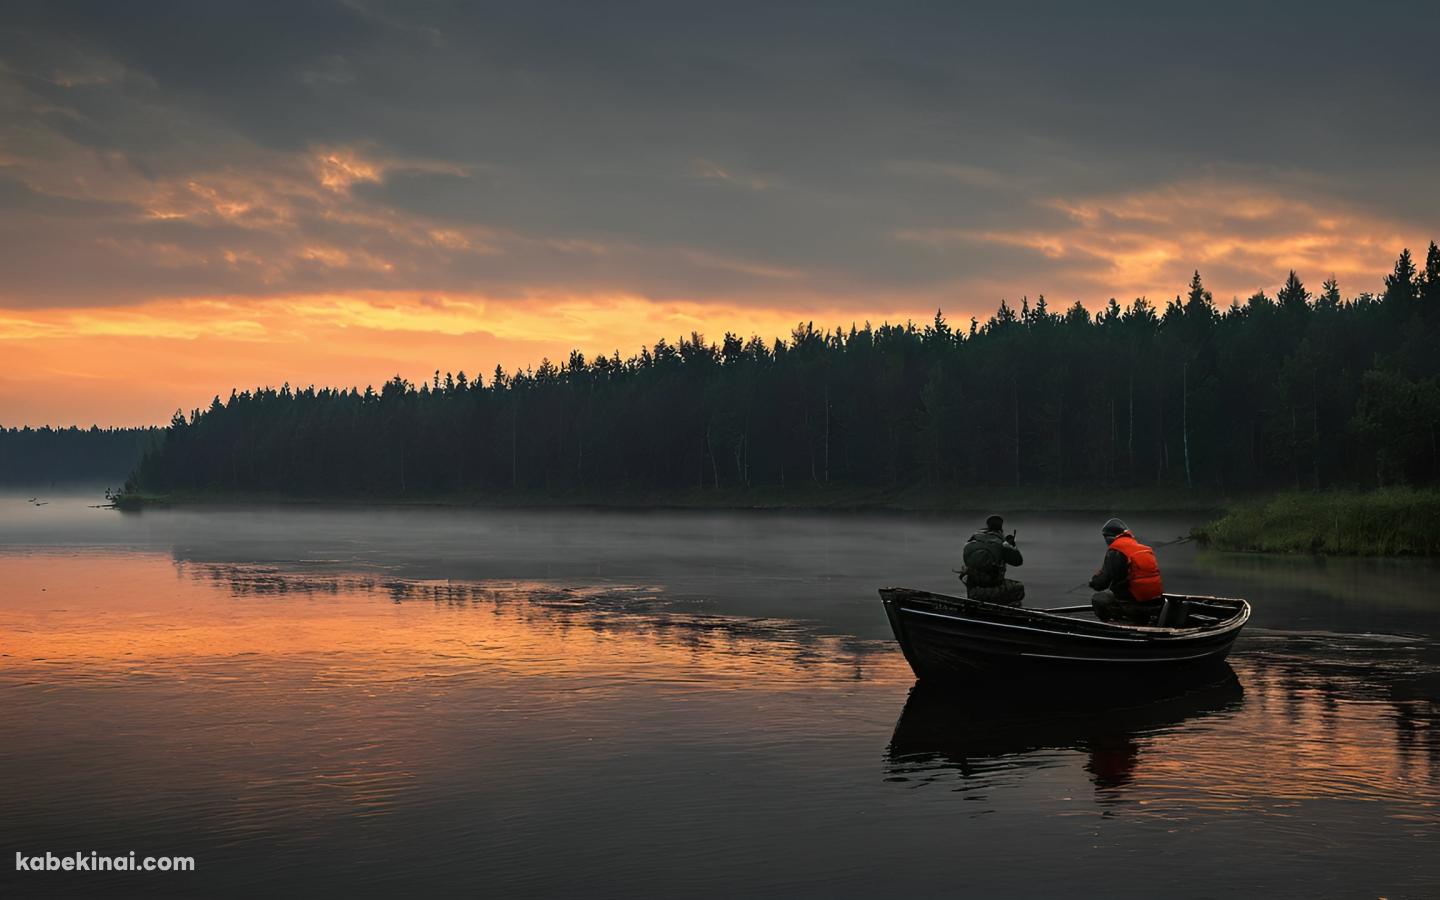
[2,1,1436,426]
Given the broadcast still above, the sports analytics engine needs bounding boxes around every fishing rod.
[1150,535,1194,549]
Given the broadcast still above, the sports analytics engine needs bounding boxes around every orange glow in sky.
[1,23,1432,427]
[0,293,940,425]
[0,220,1416,428]
[1,151,1424,426]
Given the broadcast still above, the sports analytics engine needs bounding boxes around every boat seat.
[1156,597,1189,628]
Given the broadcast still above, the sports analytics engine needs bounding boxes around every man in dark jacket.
[1090,517,1165,623]
[961,514,1024,605]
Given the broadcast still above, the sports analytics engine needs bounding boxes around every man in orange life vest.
[1089,517,1165,623]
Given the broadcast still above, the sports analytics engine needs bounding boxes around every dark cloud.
[1,0,1435,310]
[0,173,127,216]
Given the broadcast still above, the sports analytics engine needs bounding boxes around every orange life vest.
[1109,532,1164,601]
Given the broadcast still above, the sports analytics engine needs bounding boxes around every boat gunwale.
[881,587,1252,645]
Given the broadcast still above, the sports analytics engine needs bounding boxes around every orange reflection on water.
[1125,654,1439,810]
[1,551,908,843]
[1,551,902,690]
[5,549,1437,825]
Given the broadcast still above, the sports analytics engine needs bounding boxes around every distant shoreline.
[110,484,1229,515]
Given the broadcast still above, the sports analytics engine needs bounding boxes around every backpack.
[962,532,1006,580]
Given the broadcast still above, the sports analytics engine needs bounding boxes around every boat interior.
[1037,594,1248,630]
[882,588,1250,634]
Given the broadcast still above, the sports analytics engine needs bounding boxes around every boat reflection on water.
[885,667,1245,791]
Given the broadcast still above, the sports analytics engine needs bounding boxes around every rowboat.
[879,587,1250,685]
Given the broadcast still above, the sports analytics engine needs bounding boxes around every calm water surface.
[1,496,1437,897]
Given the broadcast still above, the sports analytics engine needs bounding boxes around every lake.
[2,496,1437,897]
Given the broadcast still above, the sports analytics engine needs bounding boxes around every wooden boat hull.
[880,587,1250,687]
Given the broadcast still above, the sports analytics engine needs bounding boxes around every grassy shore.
[109,483,1230,514]
[1193,488,1440,556]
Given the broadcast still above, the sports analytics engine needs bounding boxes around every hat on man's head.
[985,515,1004,531]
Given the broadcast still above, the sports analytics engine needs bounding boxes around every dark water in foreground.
[1,497,1438,897]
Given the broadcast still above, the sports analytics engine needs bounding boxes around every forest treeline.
[127,244,1440,500]
[2,426,160,486]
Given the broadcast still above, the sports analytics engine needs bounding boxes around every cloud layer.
[1,1,1436,423]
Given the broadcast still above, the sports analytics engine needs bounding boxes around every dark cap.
[985,514,1004,531]
[1102,517,1128,541]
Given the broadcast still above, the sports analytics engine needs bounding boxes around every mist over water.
[2,495,1437,896]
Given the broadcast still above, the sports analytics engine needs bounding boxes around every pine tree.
[1420,241,1440,309]
[1384,248,1418,309]
[1183,271,1215,328]
[1277,270,1310,313]
[1318,277,1341,312]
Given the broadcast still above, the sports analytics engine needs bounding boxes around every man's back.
[963,530,1022,582]
[961,526,1024,605]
